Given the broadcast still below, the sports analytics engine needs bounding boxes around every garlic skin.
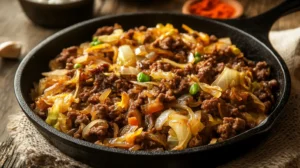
[0,41,22,59]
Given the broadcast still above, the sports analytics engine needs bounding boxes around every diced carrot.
[128,117,139,126]
[142,101,164,114]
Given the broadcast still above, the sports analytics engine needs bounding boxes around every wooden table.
[0,0,299,166]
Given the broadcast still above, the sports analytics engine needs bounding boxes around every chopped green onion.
[189,83,200,95]
[92,36,98,41]
[90,37,103,46]
[90,40,103,46]
[137,72,151,82]
[194,52,201,57]
[73,63,82,69]
[194,56,202,64]
[194,52,202,64]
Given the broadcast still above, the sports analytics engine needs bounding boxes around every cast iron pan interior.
[14,1,299,166]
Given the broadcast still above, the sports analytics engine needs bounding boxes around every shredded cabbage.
[96,29,123,43]
[150,70,176,80]
[159,58,189,69]
[212,67,252,91]
[117,45,136,66]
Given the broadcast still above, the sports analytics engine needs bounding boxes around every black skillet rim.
[14,12,291,156]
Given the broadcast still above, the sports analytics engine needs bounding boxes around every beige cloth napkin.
[4,28,300,168]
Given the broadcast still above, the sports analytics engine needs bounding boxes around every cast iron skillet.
[14,0,300,167]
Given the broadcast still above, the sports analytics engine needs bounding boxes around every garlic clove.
[0,41,22,59]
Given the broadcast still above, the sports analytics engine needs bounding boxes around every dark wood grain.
[0,0,299,167]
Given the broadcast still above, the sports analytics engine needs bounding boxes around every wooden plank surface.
[0,0,299,166]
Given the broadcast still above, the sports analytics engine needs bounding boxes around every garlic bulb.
[0,41,22,59]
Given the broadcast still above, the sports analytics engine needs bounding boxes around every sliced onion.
[177,94,201,107]
[42,69,70,76]
[67,70,81,98]
[130,81,160,89]
[208,114,222,126]
[147,45,173,56]
[155,109,176,130]
[159,58,188,69]
[80,105,93,115]
[112,46,118,63]
[167,133,178,149]
[99,88,112,104]
[170,104,205,135]
[218,37,232,45]
[145,51,158,62]
[131,81,153,88]
[168,115,191,150]
[97,29,123,43]
[112,123,119,138]
[147,133,167,148]
[189,111,205,136]
[203,43,216,54]
[182,24,210,45]
[249,93,266,113]
[212,67,239,90]
[135,45,148,56]
[119,125,138,136]
[209,138,218,145]
[73,55,89,64]
[150,70,176,80]
[105,138,133,148]
[119,66,139,75]
[199,82,222,98]
[43,83,64,96]
[117,45,136,66]
[129,145,142,151]
[82,119,108,140]
[212,67,252,91]
[181,33,196,45]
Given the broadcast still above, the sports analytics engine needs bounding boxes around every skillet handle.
[221,0,300,45]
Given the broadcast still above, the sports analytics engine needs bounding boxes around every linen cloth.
[5,28,300,168]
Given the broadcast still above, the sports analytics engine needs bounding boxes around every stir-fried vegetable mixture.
[31,23,278,151]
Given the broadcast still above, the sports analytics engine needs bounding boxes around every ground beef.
[137,59,151,70]
[79,87,93,102]
[94,104,109,119]
[253,61,270,81]
[137,25,147,31]
[150,62,172,71]
[157,91,176,103]
[196,62,216,83]
[89,124,109,138]
[94,26,114,36]
[209,35,218,42]
[144,31,153,43]
[152,36,186,51]
[188,135,203,148]
[55,46,78,65]
[201,97,219,114]
[268,79,278,90]
[74,124,85,139]
[217,117,246,141]
[174,78,189,95]
[74,114,90,127]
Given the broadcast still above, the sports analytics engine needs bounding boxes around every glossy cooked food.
[31,23,278,151]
